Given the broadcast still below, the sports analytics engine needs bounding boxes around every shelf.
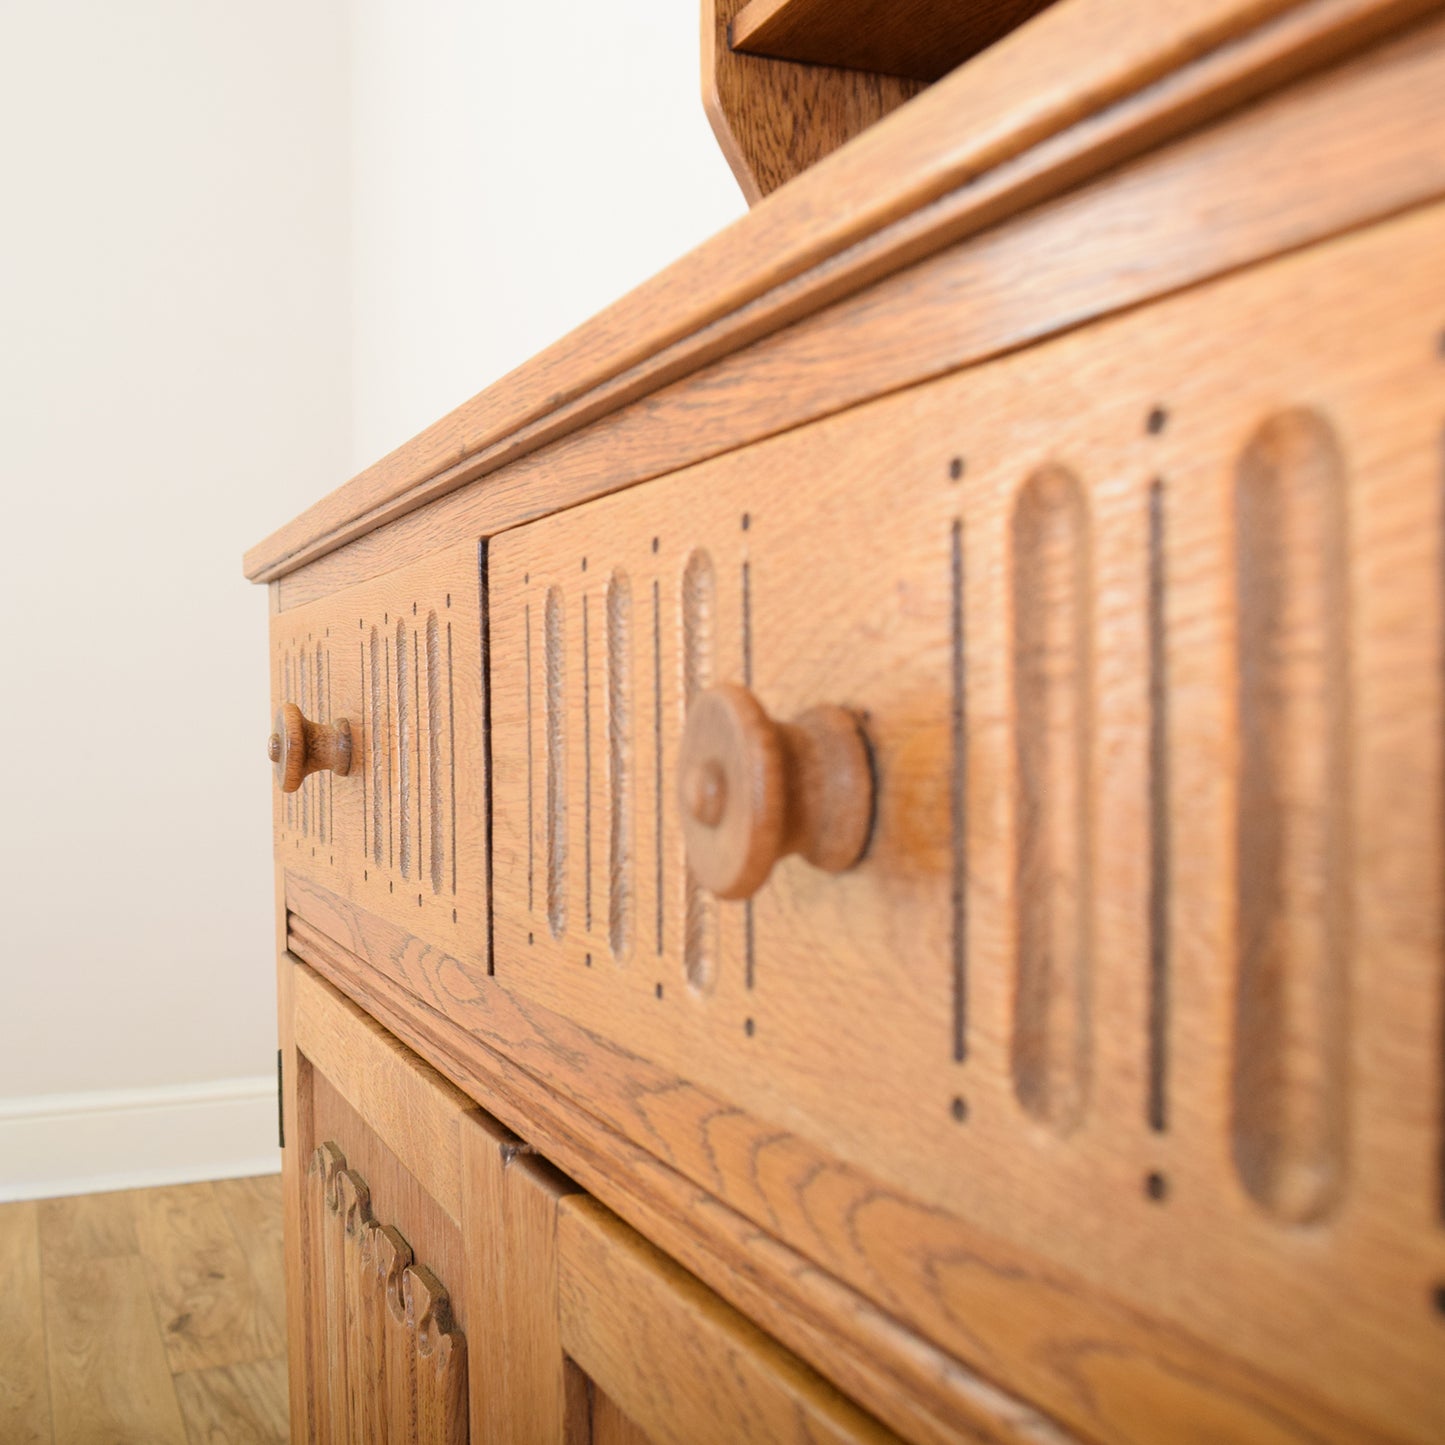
[731,0,1059,82]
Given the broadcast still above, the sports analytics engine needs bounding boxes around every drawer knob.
[678,683,873,900]
[268,703,353,793]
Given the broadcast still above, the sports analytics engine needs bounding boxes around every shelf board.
[731,0,1060,82]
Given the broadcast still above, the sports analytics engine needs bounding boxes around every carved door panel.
[283,960,477,1444]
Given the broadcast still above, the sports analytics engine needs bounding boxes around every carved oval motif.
[1232,408,1351,1224]
[1011,465,1093,1135]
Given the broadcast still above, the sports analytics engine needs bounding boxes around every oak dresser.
[245,1,1445,1440]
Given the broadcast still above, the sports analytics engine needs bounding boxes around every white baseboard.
[0,1075,281,1202]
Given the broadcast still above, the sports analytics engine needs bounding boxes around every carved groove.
[427,612,444,894]
[307,1143,467,1443]
[546,587,568,939]
[653,578,664,956]
[526,603,535,912]
[299,646,309,837]
[1148,480,1169,1132]
[682,549,717,992]
[317,649,328,847]
[584,594,593,934]
[414,629,423,887]
[397,622,413,880]
[951,518,967,1063]
[370,628,384,865]
[608,571,634,960]
[1012,466,1093,1134]
[1232,409,1350,1224]
[284,651,293,832]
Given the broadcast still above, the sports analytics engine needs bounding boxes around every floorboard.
[0,1201,52,1444]
[6,1173,287,1445]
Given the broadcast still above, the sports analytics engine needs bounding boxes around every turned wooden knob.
[678,682,874,900]
[269,702,352,794]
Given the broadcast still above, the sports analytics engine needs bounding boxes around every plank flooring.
[0,1174,288,1445]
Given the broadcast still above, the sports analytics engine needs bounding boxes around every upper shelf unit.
[730,0,1060,82]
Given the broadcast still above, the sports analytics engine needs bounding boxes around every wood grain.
[38,1188,139,1266]
[44,1253,190,1445]
[130,1182,285,1376]
[295,955,474,1221]
[276,10,1445,608]
[558,1195,900,1444]
[246,0,1430,583]
[277,944,315,1443]
[481,199,1445,1445]
[271,537,489,976]
[461,1111,584,1444]
[703,0,922,204]
[0,1202,51,1445]
[213,1174,287,1341]
[171,1358,289,1445]
[287,909,1160,1445]
[731,0,1058,81]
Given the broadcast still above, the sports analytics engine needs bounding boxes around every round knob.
[678,683,874,900]
[268,702,353,794]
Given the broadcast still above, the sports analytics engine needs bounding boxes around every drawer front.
[489,205,1445,1440]
[271,537,488,971]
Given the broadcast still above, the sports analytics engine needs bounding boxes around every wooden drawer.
[270,536,489,972]
[489,204,1445,1442]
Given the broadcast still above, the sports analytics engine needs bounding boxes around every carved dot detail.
[1145,1171,1168,1202]
[744,1017,755,1037]
[655,982,664,1000]
[950,1096,968,1123]
[1147,405,1168,435]
[1433,1284,1445,1317]
[949,456,965,481]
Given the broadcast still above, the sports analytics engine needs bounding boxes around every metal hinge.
[277,1048,285,1149]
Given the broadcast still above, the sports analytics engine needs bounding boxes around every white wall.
[348,0,745,469]
[0,1,742,1199]
[0,0,351,1197]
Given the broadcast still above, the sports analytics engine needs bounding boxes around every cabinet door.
[282,959,475,1444]
[555,1197,899,1445]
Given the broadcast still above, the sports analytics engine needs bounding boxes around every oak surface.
[0,1178,288,1445]
[558,1195,901,1444]
[0,1203,51,1445]
[703,0,923,204]
[484,199,1445,1445]
[731,0,1058,81]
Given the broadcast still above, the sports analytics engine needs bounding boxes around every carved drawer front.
[270,537,488,971]
[490,203,1445,1443]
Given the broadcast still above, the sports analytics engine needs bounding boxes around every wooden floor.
[0,1174,288,1445]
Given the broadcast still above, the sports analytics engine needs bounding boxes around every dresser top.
[243,0,1350,584]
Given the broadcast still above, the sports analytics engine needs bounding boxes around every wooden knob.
[678,683,874,900]
[269,702,352,794]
